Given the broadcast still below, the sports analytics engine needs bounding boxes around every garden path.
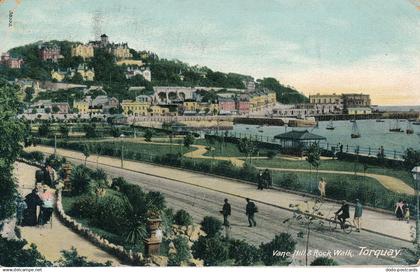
[13,162,120,265]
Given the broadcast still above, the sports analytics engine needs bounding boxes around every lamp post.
[120,134,125,168]
[412,166,420,248]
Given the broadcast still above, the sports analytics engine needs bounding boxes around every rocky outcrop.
[170,224,205,242]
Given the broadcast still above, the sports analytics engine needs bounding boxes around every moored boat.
[351,121,361,138]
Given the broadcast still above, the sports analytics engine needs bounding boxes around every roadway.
[66,156,412,266]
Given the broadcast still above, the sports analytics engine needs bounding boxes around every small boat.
[351,120,361,138]
[245,127,250,130]
[350,119,355,123]
[406,122,414,134]
[326,120,335,130]
[413,122,420,125]
[258,129,264,133]
[389,119,403,132]
[376,119,385,122]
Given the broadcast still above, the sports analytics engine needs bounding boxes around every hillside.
[1,40,308,103]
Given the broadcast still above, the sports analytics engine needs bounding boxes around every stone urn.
[144,217,162,257]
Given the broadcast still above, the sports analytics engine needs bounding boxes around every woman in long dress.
[23,189,42,226]
[395,199,404,220]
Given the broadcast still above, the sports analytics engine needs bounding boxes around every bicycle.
[329,215,355,234]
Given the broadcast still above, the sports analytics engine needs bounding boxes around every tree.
[310,257,338,266]
[238,137,257,163]
[285,199,325,266]
[191,236,229,266]
[144,129,153,142]
[52,105,60,114]
[110,126,121,138]
[168,236,192,266]
[58,247,112,267]
[174,209,193,226]
[228,239,261,266]
[256,77,308,104]
[259,233,296,266]
[83,123,97,138]
[403,148,420,170]
[306,142,321,191]
[81,144,91,165]
[70,164,92,195]
[200,216,223,238]
[38,122,50,137]
[70,72,84,84]
[59,124,69,138]
[24,87,35,102]
[0,237,51,267]
[184,133,195,149]
[45,107,51,114]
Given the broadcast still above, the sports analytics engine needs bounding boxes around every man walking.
[245,198,257,227]
[353,199,363,232]
[263,169,272,189]
[257,170,264,190]
[221,198,231,227]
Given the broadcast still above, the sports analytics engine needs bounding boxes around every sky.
[0,0,419,106]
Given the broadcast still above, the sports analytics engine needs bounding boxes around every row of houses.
[273,93,372,117]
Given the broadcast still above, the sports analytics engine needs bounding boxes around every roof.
[274,130,326,141]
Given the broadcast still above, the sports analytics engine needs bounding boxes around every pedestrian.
[35,169,45,186]
[23,188,43,226]
[44,164,57,187]
[353,199,363,232]
[318,178,327,200]
[263,169,272,189]
[245,198,257,227]
[257,170,264,190]
[15,195,27,226]
[38,185,54,226]
[221,198,231,227]
[403,201,410,223]
[395,199,404,221]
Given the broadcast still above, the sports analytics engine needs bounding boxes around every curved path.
[259,167,415,196]
[14,162,120,265]
[46,138,416,195]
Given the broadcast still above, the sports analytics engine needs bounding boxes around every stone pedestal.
[144,218,162,256]
[62,162,72,192]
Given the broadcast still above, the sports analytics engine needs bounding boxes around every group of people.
[16,163,57,227]
[257,169,272,190]
[395,199,410,223]
[335,199,363,232]
[221,198,258,228]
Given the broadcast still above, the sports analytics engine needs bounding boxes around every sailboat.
[326,120,335,130]
[389,119,403,132]
[406,122,414,134]
[351,120,361,138]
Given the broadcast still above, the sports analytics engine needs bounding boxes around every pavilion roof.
[274,130,326,141]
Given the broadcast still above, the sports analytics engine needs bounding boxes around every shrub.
[310,257,338,266]
[174,209,193,226]
[228,239,261,266]
[91,168,107,182]
[168,236,192,266]
[31,151,45,164]
[279,173,301,190]
[267,150,277,159]
[144,129,153,142]
[90,195,131,235]
[200,216,222,238]
[111,177,128,190]
[0,237,52,267]
[45,154,66,170]
[58,247,112,267]
[259,233,296,266]
[70,165,93,196]
[146,191,166,211]
[70,195,97,218]
[191,236,229,266]
[161,208,174,234]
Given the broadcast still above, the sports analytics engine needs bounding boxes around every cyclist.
[335,200,350,228]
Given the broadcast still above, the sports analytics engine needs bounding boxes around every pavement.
[13,162,120,265]
[26,145,415,243]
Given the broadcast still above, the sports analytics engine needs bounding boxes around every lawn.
[252,157,415,188]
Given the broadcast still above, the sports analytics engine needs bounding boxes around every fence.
[205,130,407,160]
